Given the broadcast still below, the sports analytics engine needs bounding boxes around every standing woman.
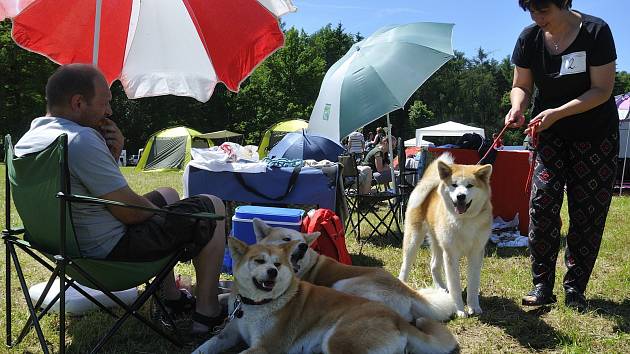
[505,0,618,312]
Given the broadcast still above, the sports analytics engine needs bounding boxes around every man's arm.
[99,186,156,224]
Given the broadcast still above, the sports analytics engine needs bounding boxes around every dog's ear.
[253,218,272,241]
[474,164,492,184]
[304,232,321,246]
[437,160,452,180]
[228,237,248,264]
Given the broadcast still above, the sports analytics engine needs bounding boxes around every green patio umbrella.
[308,22,455,142]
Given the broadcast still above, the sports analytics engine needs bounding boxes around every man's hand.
[525,108,560,134]
[99,118,124,160]
[505,107,526,128]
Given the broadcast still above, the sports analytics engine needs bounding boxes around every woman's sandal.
[522,286,557,306]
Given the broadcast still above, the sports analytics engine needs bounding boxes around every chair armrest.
[56,192,224,221]
[2,227,25,236]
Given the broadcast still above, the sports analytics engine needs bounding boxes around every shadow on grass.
[350,252,384,267]
[478,295,569,351]
[485,243,529,258]
[589,298,630,333]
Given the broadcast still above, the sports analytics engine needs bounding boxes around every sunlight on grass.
[1,164,629,353]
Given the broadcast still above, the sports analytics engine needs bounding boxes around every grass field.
[1,165,629,353]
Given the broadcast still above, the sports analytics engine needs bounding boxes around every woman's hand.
[99,118,125,159]
[505,107,526,128]
[525,108,560,134]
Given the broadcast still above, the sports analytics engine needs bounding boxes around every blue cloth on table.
[186,165,337,211]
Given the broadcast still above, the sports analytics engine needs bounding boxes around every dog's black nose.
[267,268,278,279]
[456,194,466,202]
[298,243,308,252]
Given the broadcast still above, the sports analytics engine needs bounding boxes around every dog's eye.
[282,237,291,242]
[274,262,281,267]
[466,184,474,188]
[451,184,458,188]
[254,259,265,264]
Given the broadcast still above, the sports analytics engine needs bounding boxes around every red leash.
[524,120,541,195]
[477,122,511,165]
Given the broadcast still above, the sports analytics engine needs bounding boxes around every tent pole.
[386,113,397,194]
[620,116,630,196]
[92,0,103,66]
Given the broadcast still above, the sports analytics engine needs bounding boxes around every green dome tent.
[258,119,309,158]
[135,126,213,172]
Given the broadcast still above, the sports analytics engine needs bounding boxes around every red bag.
[301,209,352,265]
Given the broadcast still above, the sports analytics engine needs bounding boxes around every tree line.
[2,20,630,155]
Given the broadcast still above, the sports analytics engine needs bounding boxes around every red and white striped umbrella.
[2,0,295,102]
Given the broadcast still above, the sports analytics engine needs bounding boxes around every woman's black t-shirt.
[511,11,618,141]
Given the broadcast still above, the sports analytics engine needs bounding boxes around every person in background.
[346,130,365,156]
[15,64,227,333]
[492,132,504,149]
[373,127,386,146]
[363,136,393,186]
[506,0,618,312]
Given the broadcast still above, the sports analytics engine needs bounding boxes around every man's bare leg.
[192,195,226,327]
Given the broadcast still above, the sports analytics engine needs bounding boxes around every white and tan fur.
[194,238,458,354]
[399,153,492,318]
[253,218,456,322]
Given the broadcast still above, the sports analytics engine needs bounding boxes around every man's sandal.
[163,289,196,315]
[192,307,228,334]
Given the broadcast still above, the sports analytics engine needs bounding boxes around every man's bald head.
[46,64,108,112]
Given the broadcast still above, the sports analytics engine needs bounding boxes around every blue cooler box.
[223,206,304,273]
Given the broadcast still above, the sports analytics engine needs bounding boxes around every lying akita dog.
[194,238,459,354]
[253,218,456,322]
[399,153,492,318]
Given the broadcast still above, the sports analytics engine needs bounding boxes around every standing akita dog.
[253,218,456,322]
[194,238,459,354]
[399,153,492,318]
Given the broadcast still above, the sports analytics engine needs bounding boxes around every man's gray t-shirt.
[15,117,128,258]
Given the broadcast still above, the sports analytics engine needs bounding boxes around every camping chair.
[2,134,224,354]
[338,155,402,253]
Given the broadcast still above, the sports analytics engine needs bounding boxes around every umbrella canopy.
[308,22,454,141]
[616,93,630,120]
[268,132,346,162]
[6,0,295,102]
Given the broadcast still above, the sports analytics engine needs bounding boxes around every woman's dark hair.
[45,63,104,111]
[518,0,572,11]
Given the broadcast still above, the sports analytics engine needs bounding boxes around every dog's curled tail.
[413,287,456,321]
[404,317,459,354]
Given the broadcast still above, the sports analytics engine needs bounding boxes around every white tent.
[415,121,485,146]
[404,138,434,147]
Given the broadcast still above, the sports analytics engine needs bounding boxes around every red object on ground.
[428,147,531,235]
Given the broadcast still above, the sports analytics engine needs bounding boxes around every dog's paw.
[466,306,482,316]
[455,310,468,318]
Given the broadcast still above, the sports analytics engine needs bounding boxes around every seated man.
[14,64,226,334]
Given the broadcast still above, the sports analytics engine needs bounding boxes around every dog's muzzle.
[253,268,277,292]
[290,243,308,273]
[453,197,472,214]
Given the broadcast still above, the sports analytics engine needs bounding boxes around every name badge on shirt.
[559,51,586,76]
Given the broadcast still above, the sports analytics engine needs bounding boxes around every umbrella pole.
[92,0,103,66]
[386,113,397,194]
[620,118,630,196]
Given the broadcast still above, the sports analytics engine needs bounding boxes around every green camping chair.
[2,134,223,353]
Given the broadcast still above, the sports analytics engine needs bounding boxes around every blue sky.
[283,0,629,72]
